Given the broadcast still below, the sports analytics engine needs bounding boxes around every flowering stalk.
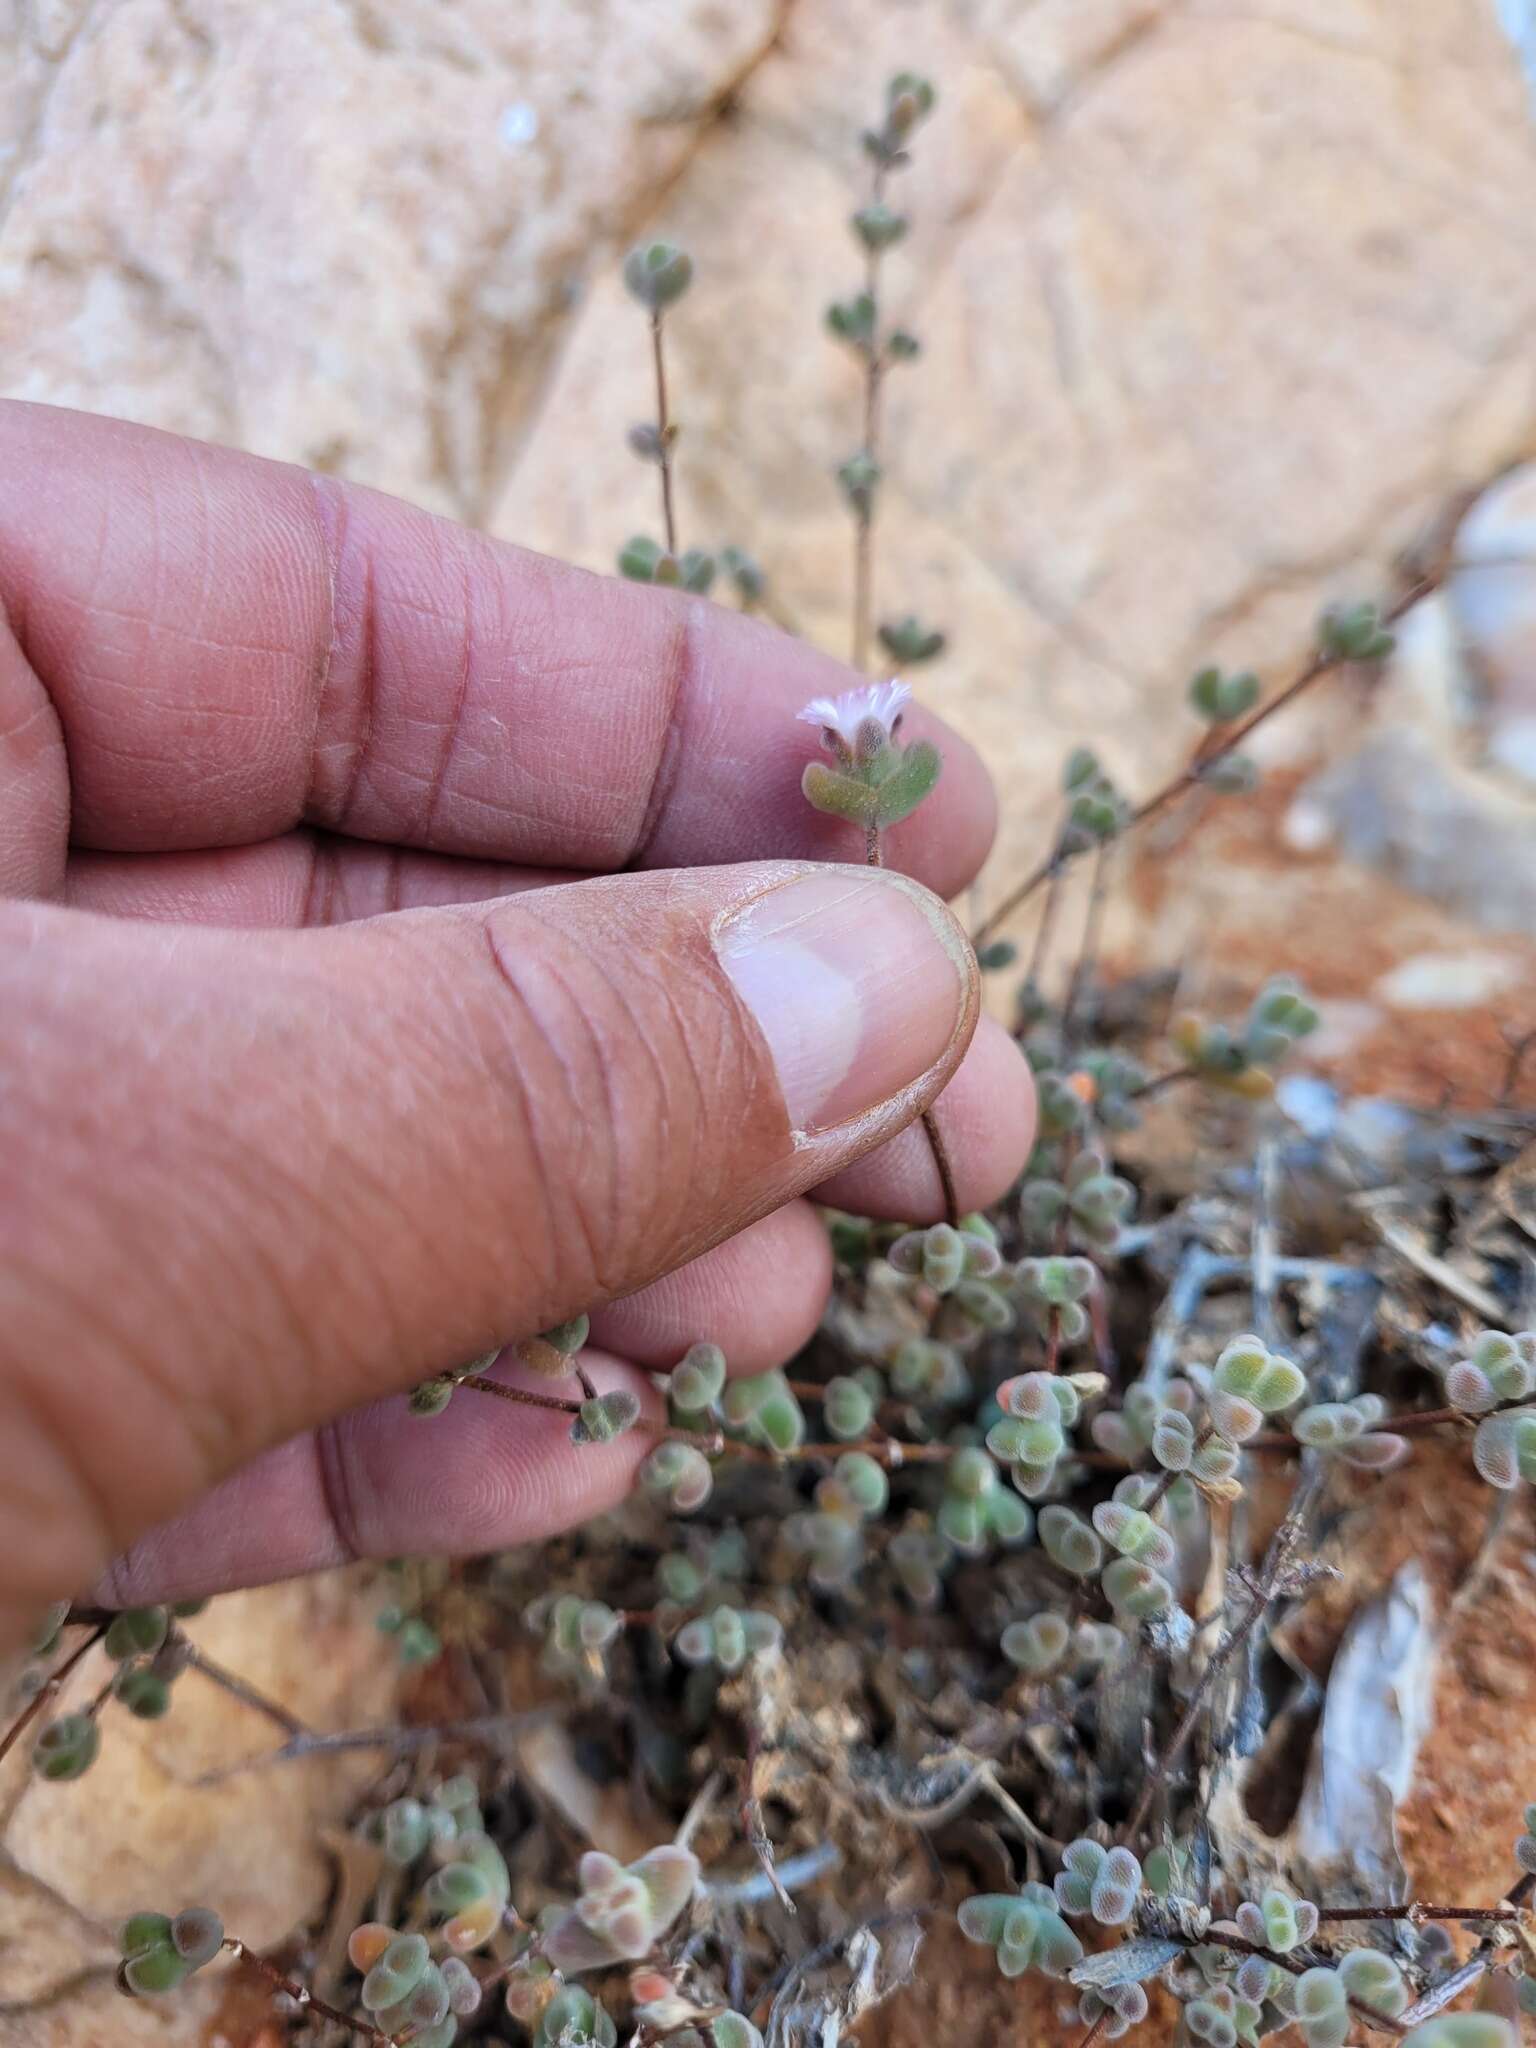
[455,1373,724,1456]
[648,306,678,556]
[797,679,959,1222]
[849,151,886,674]
[222,1939,400,2046]
[972,574,1434,951]
[623,241,691,559]
[827,76,938,673]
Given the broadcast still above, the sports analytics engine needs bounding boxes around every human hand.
[0,402,1035,1650]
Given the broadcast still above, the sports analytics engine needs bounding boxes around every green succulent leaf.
[872,740,941,826]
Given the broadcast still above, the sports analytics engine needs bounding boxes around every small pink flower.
[797,678,911,751]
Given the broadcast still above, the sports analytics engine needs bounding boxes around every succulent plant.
[1054,1839,1144,1925]
[535,1984,618,2048]
[640,1440,715,1514]
[959,1885,1084,1978]
[118,1907,224,1998]
[541,1846,700,1974]
[673,1605,782,1674]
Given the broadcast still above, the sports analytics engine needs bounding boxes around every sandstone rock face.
[0,1575,398,2046]
[2,1,1533,927]
[0,0,780,520]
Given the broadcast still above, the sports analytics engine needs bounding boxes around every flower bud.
[622,240,693,311]
[886,71,937,132]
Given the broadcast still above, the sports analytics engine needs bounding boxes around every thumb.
[0,862,975,1629]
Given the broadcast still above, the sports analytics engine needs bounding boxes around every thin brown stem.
[973,847,1061,951]
[456,1375,723,1453]
[852,513,874,671]
[1130,1064,1198,1102]
[1037,1130,1081,1375]
[82,1671,118,1721]
[1070,2006,1113,2048]
[731,1435,954,1469]
[458,1375,584,1415]
[1060,837,1113,1054]
[1042,1306,1063,1376]
[0,1622,106,1767]
[923,1108,962,1230]
[1396,1872,1535,2028]
[1191,1930,1408,2038]
[181,1640,310,1740]
[1315,1904,1521,1925]
[192,1708,553,1783]
[866,823,961,1226]
[740,1718,794,1914]
[850,164,887,673]
[971,569,1439,949]
[1022,851,1067,999]
[649,312,677,556]
[223,1938,398,2044]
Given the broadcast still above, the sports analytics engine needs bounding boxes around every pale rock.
[1289,576,1536,932]
[1451,461,1536,787]
[1282,796,1336,856]
[0,0,782,521]
[1281,721,1536,931]
[1375,948,1524,1010]
[0,1573,398,2033]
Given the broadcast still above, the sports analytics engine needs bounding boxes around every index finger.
[0,402,995,898]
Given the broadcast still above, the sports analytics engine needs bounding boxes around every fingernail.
[715,868,972,1134]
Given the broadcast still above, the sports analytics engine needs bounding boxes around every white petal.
[795,678,912,747]
[796,696,846,732]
